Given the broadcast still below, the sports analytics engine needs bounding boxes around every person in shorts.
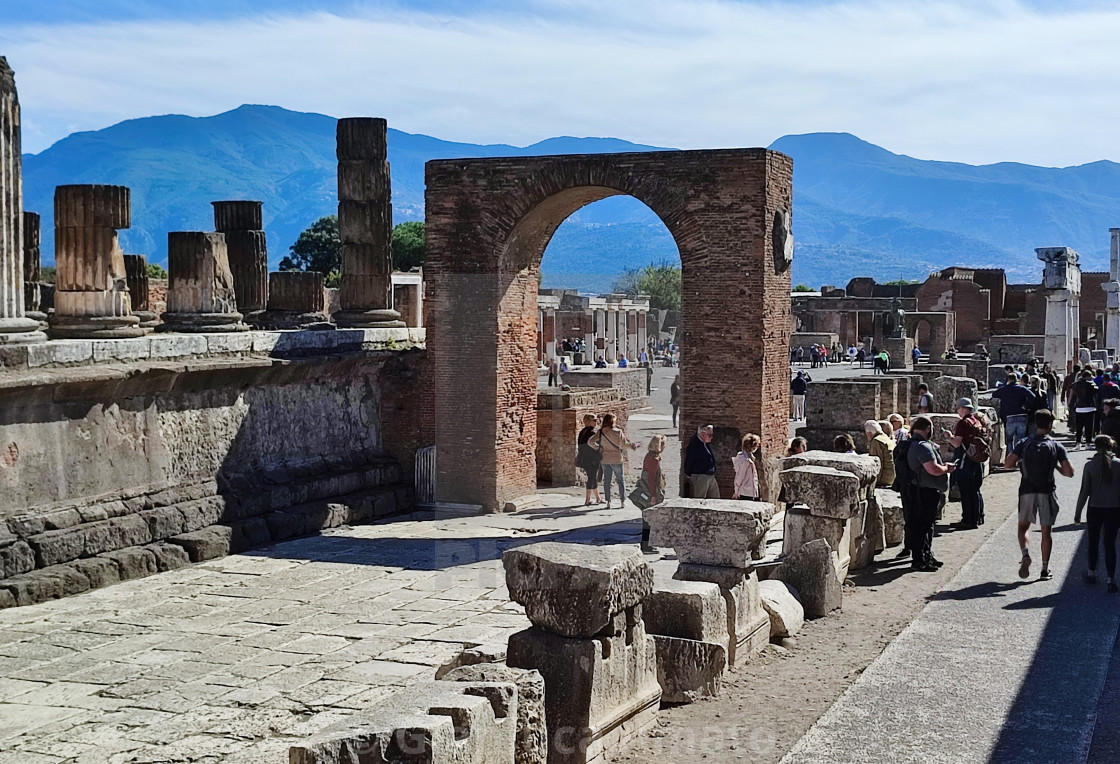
[1004,409,1074,581]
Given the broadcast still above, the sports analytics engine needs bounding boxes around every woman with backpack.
[576,414,603,506]
[946,398,989,529]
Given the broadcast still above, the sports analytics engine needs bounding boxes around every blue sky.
[3,0,1119,165]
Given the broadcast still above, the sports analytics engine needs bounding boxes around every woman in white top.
[732,433,761,500]
[589,413,639,508]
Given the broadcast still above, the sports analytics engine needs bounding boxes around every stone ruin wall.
[535,388,631,486]
[0,329,433,608]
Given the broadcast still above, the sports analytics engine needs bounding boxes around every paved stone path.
[0,498,640,763]
[781,445,1120,763]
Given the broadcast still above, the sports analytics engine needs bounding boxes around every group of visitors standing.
[682,424,762,501]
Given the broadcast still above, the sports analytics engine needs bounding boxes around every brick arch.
[425,149,793,510]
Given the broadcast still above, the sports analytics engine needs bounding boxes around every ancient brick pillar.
[123,253,158,330]
[256,271,330,329]
[49,184,143,339]
[0,58,45,344]
[161,231,247,332]
[212,200,268,320]
[334,117,402,327]
[22,210,45,324]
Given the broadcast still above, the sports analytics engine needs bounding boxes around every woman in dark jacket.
[577,414,602,506]
[1075,435,1120,593]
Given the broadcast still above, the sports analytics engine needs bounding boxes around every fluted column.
[50,184,142,339]
[213,200,268,321]
[123,254,158,330]
[0,58,45,344]
[22,210,45,326]
[160,232,246,332]
[334,117,403,327]
[256,271,330,329]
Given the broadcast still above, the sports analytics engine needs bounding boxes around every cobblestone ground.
[0,500,641,762]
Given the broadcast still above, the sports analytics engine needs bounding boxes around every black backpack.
[1020,436,1058,482]
[893,439,918,491]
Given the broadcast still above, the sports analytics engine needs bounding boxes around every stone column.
[123,254,159,331]
[22,211,46,326]
[0,58,45,344]
[161,232,246,332]
[627,309,638,359]
[638,310,648,357]
[335,117,402,327]
[1104,228,1120,356]
[545,308,557,361]
[213,200,268,323]
[584,309,595,365]
[50,185,143,339]
[256,271,330,329]
[1037,246,1081,370]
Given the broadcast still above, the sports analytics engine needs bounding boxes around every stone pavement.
[781,445,1120,764]
[0,496,640,763]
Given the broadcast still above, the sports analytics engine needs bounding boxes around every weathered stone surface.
[772,539,843,618]
[932,375,979,415]
[1,539,35,577]
[642,578,729,652]
[442,664,547,764]
[101,547,157,581]
[149,542,191,572]
[644,499,774,566]
[435,642,508,680]
[170,525,232,562]
[758,579,804,639]
[290,680,517,764]
[0,564,90,606]
[502,542,653,638]
[780,465,863,519]
[507,618,660,764]
[780,450,879,493]
[876,488,906,547]
[652,635,726,704]
[783,507,850,579]
[674,564,769,667]
[70,556,121,589]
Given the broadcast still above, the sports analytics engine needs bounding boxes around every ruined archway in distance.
[425,150,794,511]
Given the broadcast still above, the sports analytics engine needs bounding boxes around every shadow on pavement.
[927,580,1030,602]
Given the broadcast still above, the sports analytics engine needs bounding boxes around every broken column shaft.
[0,57,45,344]
[123,253,158,330]
[212,200,267,321]
[160,231,246,332]
[255,271,330,330]
[22,211,45,325]
[334,117,403,327]
[49,184,143,339]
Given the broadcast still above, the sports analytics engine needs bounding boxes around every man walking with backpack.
[899,416,956,572]
[946,398,989,529]
[1004,409,1075,581]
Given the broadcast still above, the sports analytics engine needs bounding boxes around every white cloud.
[2,0,1120,165]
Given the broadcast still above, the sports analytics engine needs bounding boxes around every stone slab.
[441,664,546,764]
[759,579,804,639]
[673,564,768,667]
[779,465,863,519]
[780,451,879,494]
[502,542,653,638]
[652,635,726,704]
[772,539,843,618]
[642,578,729,652]
[644,499,774,567]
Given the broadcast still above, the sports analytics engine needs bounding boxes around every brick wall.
[426,149,792,509]
[535,388,629,485]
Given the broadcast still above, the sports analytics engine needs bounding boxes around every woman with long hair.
[589,413,639,508]
[576,413,602,506]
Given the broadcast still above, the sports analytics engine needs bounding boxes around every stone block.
[674,564,769,667]
[932,376,979,414]
[780,450,879,495]
[805,381,881,430]
[149,542,191,572]
[772,539,842,618]
[71,556,121,589]
[0,564,90,606]
[139,506,186,540]
[507,619,660,764]
[177,497,226,534]
[290,680,517,764]
[783,506,851,580]
[1,540,35,577]
[101,547,158,581]
[641,579,729,652]
[876,489,905,547]
[169,525,233,562]
[441,664,547,764]
[645,500,774,566]
[0,589,14,609]
[779,465,863,519]
[652,635,727,704]
[758,579,804,639]
[502,542,653,638]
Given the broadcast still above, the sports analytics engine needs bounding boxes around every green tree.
[392,221,425,270]
[792,284,814,292]
[146,263,168,279]
[613,261,681,311]
[281,215,342,281]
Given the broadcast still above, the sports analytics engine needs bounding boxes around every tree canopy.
[146,263,168,280]
[613,261,681,311]
[282,216,425,287]
[792,284,815,292]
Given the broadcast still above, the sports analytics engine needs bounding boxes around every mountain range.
[22,105,1120,291]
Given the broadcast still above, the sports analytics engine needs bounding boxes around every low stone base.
[0,316,47,344]
[48,314,144,339]
[507,620,661,764]
[334,308,405,328]
[159,312,248,333]
[653,635,727,704]
[674,564,768,667]
[250,309,334,331]
[442,664,548,764]
[133,310,160,330]
[884,336,914,370]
